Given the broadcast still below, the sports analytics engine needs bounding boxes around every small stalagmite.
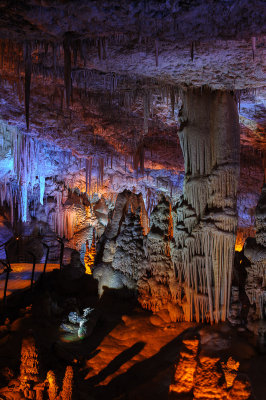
[221,357,240,389]
[60,366,73,400]
[46,370,59,400]
[193,356,227,400]
[20,336,39,387]
[169,339,199,395]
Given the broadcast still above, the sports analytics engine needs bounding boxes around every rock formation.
[169,339,252,400]
[93,190,148,295]
[244,184,266,320]
[95,88,241,324]
[20,336,39,387]
[47,370,59,400]
[171,88,240,323]
[169,339,199,394]
[60,366,73,400]
[138,196,177,315]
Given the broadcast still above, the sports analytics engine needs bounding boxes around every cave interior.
[0,1,265,399]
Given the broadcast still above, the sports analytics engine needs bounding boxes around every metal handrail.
[1,234,60,310]
[1,235,49,312]
[57,236,65,270]
[41,241,50,277]
[0,237,13,248]
[27,251,36,292]
[2,261,12,308]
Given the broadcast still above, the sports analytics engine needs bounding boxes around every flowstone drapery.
[172,88,240,323]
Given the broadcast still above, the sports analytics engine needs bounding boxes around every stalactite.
[133,142,145,175]
[88,158,92,196]
[98,38,103,60]
[98,158,104,187]
[0,40,5,68]
[170,87,175,117]
[190,41,194,61]
[143,91,150,135]
[63,36,72,108]
[252,36,256,60]
[39,175,45,205]
[155,39,159,67]
[102,37,107,59]
[85,159,89,194]
[24,41,32,130]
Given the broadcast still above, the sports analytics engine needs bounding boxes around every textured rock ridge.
[138,196,178,316]
[93,190,148,295]
[244,184,266,320]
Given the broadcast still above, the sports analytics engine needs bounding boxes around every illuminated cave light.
[235,227,256,252]
[84,228,96,274]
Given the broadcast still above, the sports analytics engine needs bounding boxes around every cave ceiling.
[0,0,265,208]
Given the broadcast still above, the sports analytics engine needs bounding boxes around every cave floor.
[0,272,265,400]
[0,263,60,297]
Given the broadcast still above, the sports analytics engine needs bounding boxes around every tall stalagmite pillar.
[174,88,240,323]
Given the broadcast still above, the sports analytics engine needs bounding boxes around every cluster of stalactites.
[173,228,236,323]
[0,123,46,223]
[53,192,76,241]
[0,120,110,228]
[0,38,184,134]
[173,88,240,324]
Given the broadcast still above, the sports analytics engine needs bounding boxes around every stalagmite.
[20,336,39,389]
[60,366,73,400]
[47,370,59,400]
[169,339,199,394]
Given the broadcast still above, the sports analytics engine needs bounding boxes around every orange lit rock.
[235,227,256,252]
[84,229,96,274]
[60,366,73,400]
[46,370,59,400]
[227,375,252,400]
[193,356,227,400]
[221,357,240,388]
[20,336,39,386]
[169,339,199,394]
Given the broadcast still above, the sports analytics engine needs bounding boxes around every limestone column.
[173,88,240,323]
